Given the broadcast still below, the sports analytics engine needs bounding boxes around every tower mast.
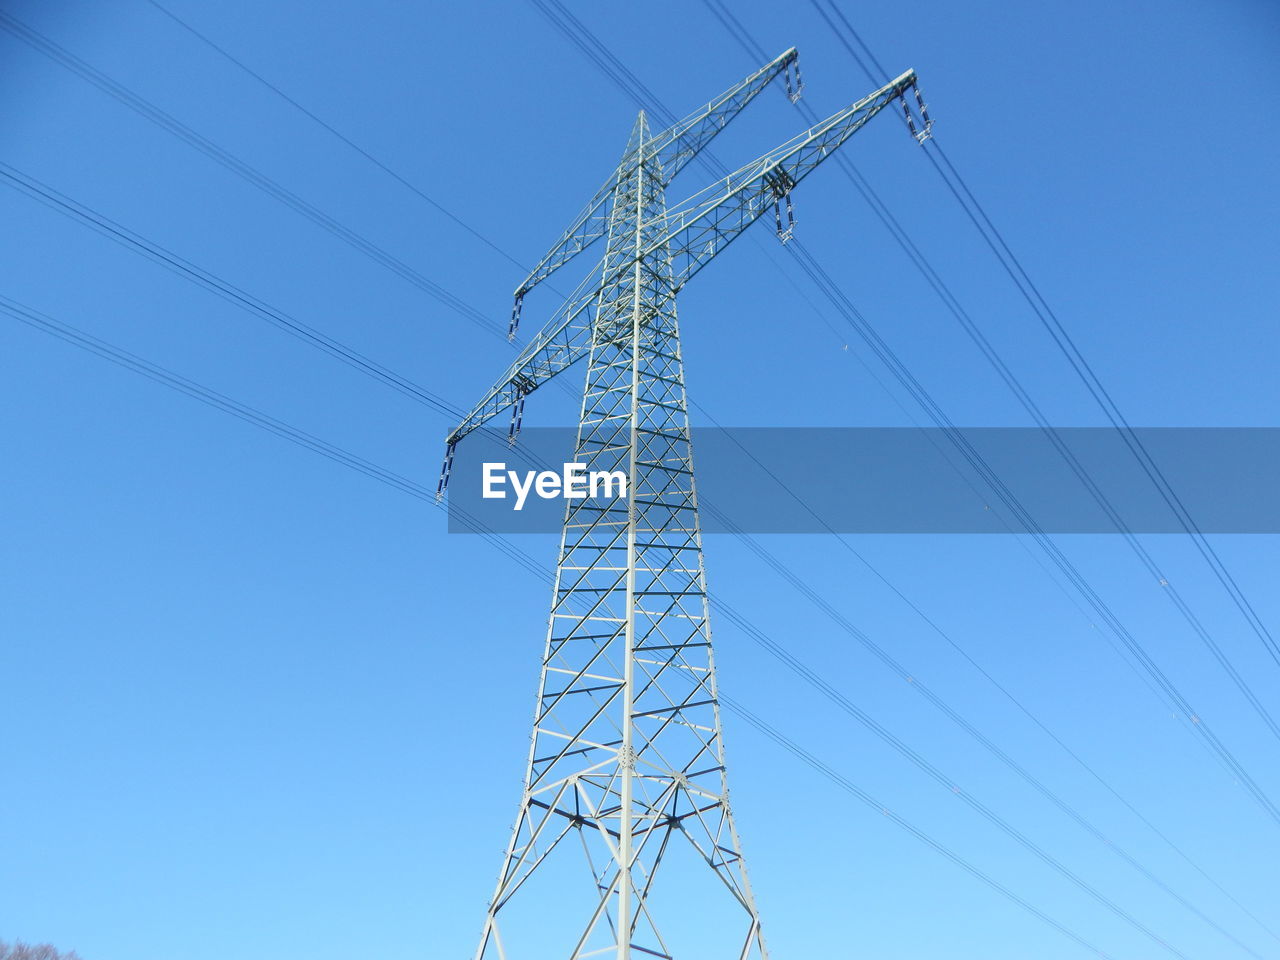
[444,52,927,959]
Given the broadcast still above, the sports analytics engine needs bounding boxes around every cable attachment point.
[902,84,933,144]
[766,169,797,244]
[508,374,536,445]
[784,57,804,104]
[436,439,457,501]
[508,289,526,340]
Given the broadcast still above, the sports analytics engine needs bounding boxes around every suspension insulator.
[902,97,919,141]
[774,196,796,244]
[902,87,933,144]
[915,86,931,127]
[508,388,528,445]
[508,291,525,340]
[436,441,457,501]
[786,60,804,104]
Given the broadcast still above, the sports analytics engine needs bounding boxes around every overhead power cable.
[722,697,1117,960]
[0,292,1146,960]
[694,0,1280,920]
[0,10,505,342]
[0,294,541,576]
[920,131,1280,744]
[700,0,1280,749]
[816,0,1280,741]
[515,0,1279,943]
[142,0,530,276]
[23,0,1259,794]
[527,0,678,126]
[787,237,1280,829]
[925,138,1280,671]
[715,588,1211,960]
[531,0,1222,757]
[690,409,1270,959]
[14,151,1248,949]
[0,162,464,422]
[11,8,1268,946]
[806,0,1280,696]
[14,142,1253,951]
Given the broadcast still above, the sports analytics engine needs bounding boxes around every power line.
[924,137,1280,671]
[690,407,1275,956]
[788,237,1280,829]
[19,142,1252,949]
[0,162,464,422]
[142,0,531,276]
[11,9,1268,945]
[0,3,1264,957]
[0,291,1138,960]
[692,1,1280,929]
[0,293,542,579]
[528,0,677,125]
[511,0,1279,944]
[805,0,886,86]
[534,0,1185,728]
[0,9,505,342]
[804,0,1280,715]
[17,150,1251,948]
[722,698,1119,960]
[704,0,1280,749]
[915,140,1280,735]
[24,0,1260,789]
[719,527,1257,957]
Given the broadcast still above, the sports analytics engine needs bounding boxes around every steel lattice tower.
[439,50,928,960]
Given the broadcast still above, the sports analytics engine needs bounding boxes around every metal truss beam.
[446,66,918,447]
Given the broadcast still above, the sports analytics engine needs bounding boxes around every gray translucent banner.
[445,427,1280,534]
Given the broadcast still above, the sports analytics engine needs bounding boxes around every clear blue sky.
[2,1,1278,958]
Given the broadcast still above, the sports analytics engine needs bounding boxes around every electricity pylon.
[440,49,928,960]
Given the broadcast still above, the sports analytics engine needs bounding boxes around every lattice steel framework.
[442,50,927,960]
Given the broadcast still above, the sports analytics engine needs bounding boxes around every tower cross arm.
[513,175,615,304]
[660,69,920,288]
[446,68,923,449]
[445,270,603,445]
[648,47,799,183]
[513,48,800,302]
